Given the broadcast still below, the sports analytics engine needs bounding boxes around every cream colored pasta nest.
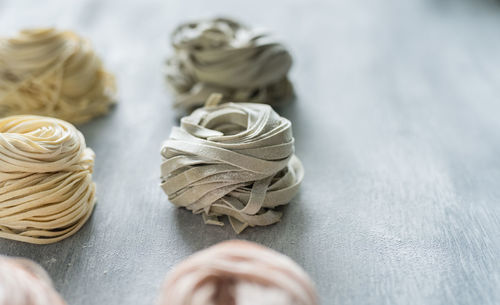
[0,28,116,124]
[165,17,293,110]
[0,115,96,244]
[160,94,303,233]
[0,255,66,305]
[158,240,317,305]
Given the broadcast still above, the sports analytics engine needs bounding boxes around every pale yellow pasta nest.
[0,28,116,124]
[0,115,96,244]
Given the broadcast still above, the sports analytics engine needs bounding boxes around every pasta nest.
[165,18,293,110]
[0,255,66,305]
[161,94,303,233]
[0,28,116,124]
[0,115,96,244]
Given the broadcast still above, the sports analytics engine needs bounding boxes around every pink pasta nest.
[158,240,318,305]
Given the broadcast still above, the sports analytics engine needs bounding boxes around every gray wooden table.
[1,0,500,304]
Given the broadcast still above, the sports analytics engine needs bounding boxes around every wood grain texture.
[1,0,500,304]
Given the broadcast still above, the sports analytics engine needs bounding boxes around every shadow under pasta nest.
[170,188,308,257]
[76,103,119,148]
[273,95,299,126]
[0,205,98,273]
[170,93,298,124]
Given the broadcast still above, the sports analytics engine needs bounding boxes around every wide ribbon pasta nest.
[165,18,293,110]
[160,94,303,233]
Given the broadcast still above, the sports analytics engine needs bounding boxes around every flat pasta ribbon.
[0,28,116,124]
[158,240,318,305]
[0,115,96,244]
[0,255,67,305]
[160,94,304,233]
[165,17,293,111]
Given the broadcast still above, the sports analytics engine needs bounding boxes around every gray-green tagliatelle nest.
[160,94,303,233]
[165,17,294,111]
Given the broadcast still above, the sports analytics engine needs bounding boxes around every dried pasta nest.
[0,115,96,244]
[0,28,116,124]
[160,94,303,233]
[158,240,318,305]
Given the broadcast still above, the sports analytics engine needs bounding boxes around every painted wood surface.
[1,0,500,304]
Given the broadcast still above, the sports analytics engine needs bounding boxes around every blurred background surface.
[1,0,500,304]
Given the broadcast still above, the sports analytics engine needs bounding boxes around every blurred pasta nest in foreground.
[158,240,318,305]
[0,28,116,124]
[165,17,293,110]
[0,255,67,305]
